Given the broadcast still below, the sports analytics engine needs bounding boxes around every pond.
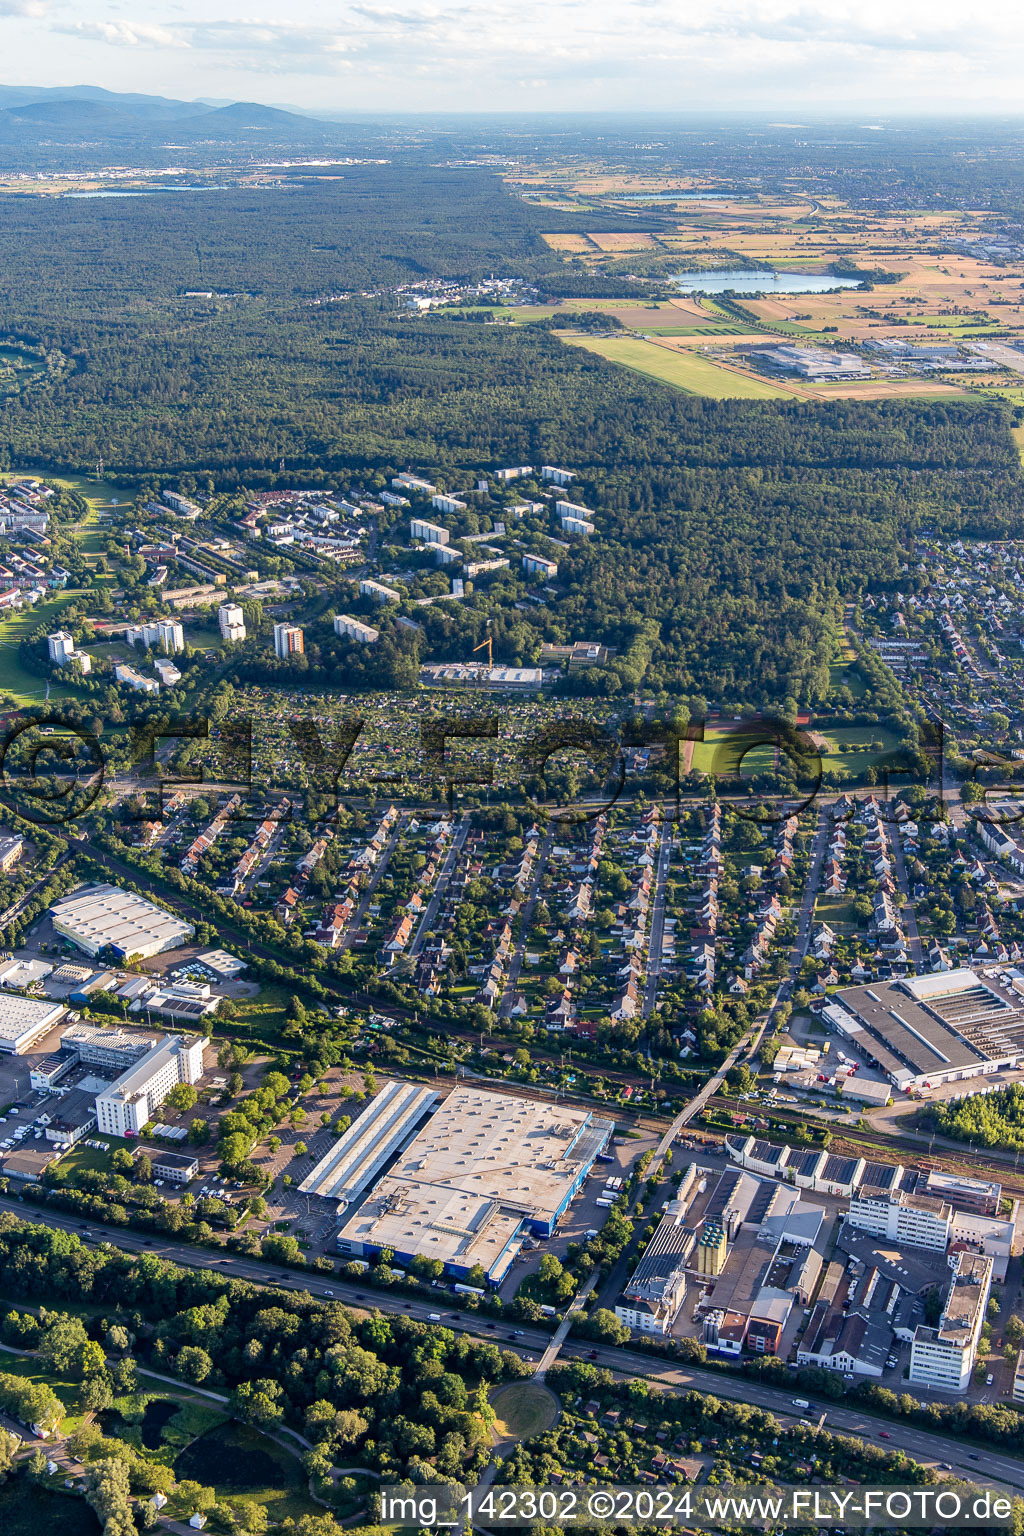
[609,191,735,201]
[98,1395,180,1449]
[669,268,863,294]
[0,1474,100,1536]
[175,1422,295,1492]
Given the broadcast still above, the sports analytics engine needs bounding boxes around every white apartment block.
[114,664,160,694]
[334,614,380,644]
[47,631,75,665]
[845,1190,951,1251]
[555,499,595,519]
[493,466,533,482]
[273,623,304,659]
[154,658,181,687]
[95,1032,208,1139]
[410,518,450,546]
[392,473,436,494]
[359,579,402,603]
[124,619,184,653]
[541,466,576,486]
[218,603,246,642]
[560,515,595,536]
[909,1252,993,1393]
[430,494,467,515]
[522,553,558,580]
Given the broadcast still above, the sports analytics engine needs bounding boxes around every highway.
[6,1197,1017,1490]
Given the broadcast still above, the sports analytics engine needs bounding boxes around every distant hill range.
[0,85,338,146]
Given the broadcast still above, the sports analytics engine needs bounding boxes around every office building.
[47,631,75,665]
[334,615,380,644]
[845,1189,952,1251]
[909,1252,993,1392]
[273,623,304,659]
[95,1032,208,1139]
[410,518,450,546]
[0,834,23,872]
[154,658,181,686]
[218,603,246,642]
[114,664,160,694]
[50,883,193,960]
[148,1149,199,1184]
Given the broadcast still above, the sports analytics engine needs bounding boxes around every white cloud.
[56,19,184,46]
[16,0,1024,109]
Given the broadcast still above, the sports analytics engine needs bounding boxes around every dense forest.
[2,166,1024,706]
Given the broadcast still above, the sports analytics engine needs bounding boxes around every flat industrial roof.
[384,1086,611,1223]
[832,980,992,1079]
[299,1080,439,1206]
[51,883,193,955]
[337,1084,612,1273]
[0,994,64,1044]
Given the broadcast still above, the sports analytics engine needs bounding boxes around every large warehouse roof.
[299,1080,439,1207]
[337,1084,613,1278]
[51,884,193,958]
[0,995,64,1052]
[829,968,1024,1087]
[385,1086,610,1224]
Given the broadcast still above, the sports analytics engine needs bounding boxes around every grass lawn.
[818,721,902,774]
[0,1350,89,1432]
[813,894,860,932]
[229,984,292,1043]
[559,333,794,398]
[57,1135,136,1178]
[0,589,91,705]
[489,1380,560,1442]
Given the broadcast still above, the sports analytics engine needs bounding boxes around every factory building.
[0,995,65,1054]
[824,968,1024,1090]
[335,1084,612,1284]
[50,884,193,960]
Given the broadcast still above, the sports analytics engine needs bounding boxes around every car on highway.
[878,1432,891,1440]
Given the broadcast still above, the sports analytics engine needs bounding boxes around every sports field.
[560,333,793,398]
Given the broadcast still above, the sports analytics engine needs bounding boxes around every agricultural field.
[560,334,794,399]
[523,181,1024,400]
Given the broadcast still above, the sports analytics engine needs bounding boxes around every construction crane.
[473,620,493,668]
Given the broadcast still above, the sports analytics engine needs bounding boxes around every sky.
[1,0,1023,114]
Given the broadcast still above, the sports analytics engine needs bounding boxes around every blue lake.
[670,269,863,294]
[611,191,734,201]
